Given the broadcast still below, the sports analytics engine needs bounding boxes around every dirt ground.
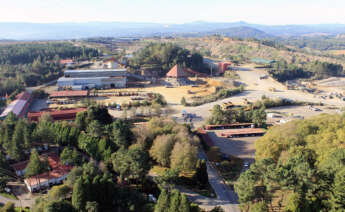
[266,105,341,124]
[40,78,226,110]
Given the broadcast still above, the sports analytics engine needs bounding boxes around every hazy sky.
[1,0,345,25]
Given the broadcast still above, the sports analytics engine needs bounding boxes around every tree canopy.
[129,43,207,76]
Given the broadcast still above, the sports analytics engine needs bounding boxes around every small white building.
[107,61,119,69]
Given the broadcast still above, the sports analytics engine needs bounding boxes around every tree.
[34,112,55,143]
[44,200,76,212]
[86,201,99,212]
[170,142,198,171]
[194,159,209,188]
[330,167,345,211]
[48,185,71,201]
[155,189,170,212]
[112,119,133,148]
[284,193,302,212]
[9,120,28,160]
[234,170,257,207]
[169,189,181,212]
[250,201,268,212]
[209,206,224,212]
[72,178,85,211]
[149,134,175,167]
[60,147,74,165]
[1,202,15,212]
[180,193,191,212]
[112,147,149,183]
[181,97,187,106]
[86,120,103,137]
[25,149,49,178]
[252,106,266,127]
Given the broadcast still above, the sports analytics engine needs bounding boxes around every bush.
[185,86,244,107]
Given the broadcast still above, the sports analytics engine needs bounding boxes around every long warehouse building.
[57,69,127,90]
[0,92,32,120]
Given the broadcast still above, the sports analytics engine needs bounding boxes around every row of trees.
[235,114,345,211]
[269,59,344,82]
[207,105,267,127]
[0,43,99,65]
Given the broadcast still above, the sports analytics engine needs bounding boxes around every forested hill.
[204,26,274,39]
[0,43,100,97]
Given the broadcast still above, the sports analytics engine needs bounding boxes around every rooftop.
[64,69,126,74]
[28,108,87,121]
[166,65,189,78]
[50,90,88,98]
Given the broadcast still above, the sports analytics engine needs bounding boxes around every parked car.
[244,161,250,168]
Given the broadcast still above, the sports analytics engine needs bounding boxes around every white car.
[244,162,250,168]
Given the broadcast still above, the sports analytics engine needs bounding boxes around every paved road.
[198,151,240,212]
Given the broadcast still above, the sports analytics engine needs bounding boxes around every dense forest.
[128,43,208,76]
[268,59,344,82]
[0,105,206,211]
[282,36,345,51]
[235,114,345,211]
[0,43,100,97]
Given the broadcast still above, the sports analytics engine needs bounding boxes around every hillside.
[206,26,274,39]
[2,21,345,40]
[132,37,345,67]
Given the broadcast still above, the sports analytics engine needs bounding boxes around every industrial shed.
[49,90,89,98]
[28,108,87,122]
[0,92,32,120]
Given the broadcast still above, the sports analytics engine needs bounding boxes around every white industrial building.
[57,69,127,90]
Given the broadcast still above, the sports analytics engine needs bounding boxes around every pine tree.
[25,149,47,177]
[179,194,190,212]
[169,189,181,212]
[155,189,170,212]
[72,178,85,211]
[330,167,345,211]
[194,159,209,188]
[181,97,187,106]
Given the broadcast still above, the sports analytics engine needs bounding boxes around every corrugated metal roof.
[0,92,31,118]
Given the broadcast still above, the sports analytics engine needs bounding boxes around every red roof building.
[166,65,189,78]
[0,91,32,120]
[15,152,74,192]
[219,128,265,138]
[166,64,208,78]
[205,123,254,130]
[28,108,87,122]
[49,90,89,98]
[59,59,74,65]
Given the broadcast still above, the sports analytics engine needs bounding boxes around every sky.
[1,0,345,25]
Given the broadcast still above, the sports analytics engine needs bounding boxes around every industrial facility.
[57,69,127,90]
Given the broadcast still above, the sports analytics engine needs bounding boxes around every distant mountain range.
[1,21,345,40]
